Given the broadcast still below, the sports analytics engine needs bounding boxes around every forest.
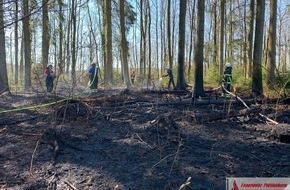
[0,0,290,189]
[0,0,289,95]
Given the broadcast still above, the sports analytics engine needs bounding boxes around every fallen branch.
[64,180,78,190]
[222,84,279,125]
[133,133,153,149]
[150,153,175,172]
[170,135,182,174]
[30,139,40,175]
[179,177,192,190]
[101,99,253,110]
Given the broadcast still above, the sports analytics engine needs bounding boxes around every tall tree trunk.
[187,0,196,82]
[100,1,106,75]
[160,1,165,76]
[87,5,101,79]
[42,0,50,71]
[104,0,113,84]
[10,32,13,75]
[23,0,32,89]
[252,0,265,97]
[193,0,205,98]
[0,0,10,93]
[139,0,144,79]
[213,0,217,66]
[147,0,151,81]
[176,0,187,90]
[155,1,159,78]
[119,0,130,87]
[228,0,233,63]
[142,1,148,78]
[53,19,57,72]
[266,0,277,89]
[79,19,84,72]
[32,24,37,64]
[277,14,283,71]
[167,0,172,68]
[20,33,24,83]
[14,0,19,85]
[219,0,225,76]
[58,0,64,75]
[76,8,81,70]
[243,1,247,78]
[133,19,138,73]
[65,3,71,75]
[138,0,147,80]
[89,31,93,63]
[171,1,177,66]
[71,0,77,86]
[247,0,255,78]
[132,13,137,71]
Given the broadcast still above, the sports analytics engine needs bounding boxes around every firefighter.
[44,65,55,95]
[162,67,175,90]
[89,63,99,94]
[131,69,136,84]
[222,63,232,98]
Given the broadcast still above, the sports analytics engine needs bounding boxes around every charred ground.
[0,88,289,190]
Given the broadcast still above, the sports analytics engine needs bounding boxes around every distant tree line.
[0,0,289,97]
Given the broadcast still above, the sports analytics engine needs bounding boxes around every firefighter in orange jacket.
[44,65,55,95]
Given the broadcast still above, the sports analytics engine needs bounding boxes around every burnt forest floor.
[0,86,290,190]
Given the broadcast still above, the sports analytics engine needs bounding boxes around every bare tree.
[176,0,187,90]
[87,4,101,79]
[187,0,196,82]
[23,0,32,89]
[167,0,172,68]
[212,0,217,66]
[193,0,205,98]
[42,0,50,71]
[147,0,152,81]
[0,0,10,93]
[58,0,64,75]
[100,0,106,74]
[139,0,144,79]
[219,0,225,76]
[71,0,77,86]
[227,0,233,63]
[104,0,113,84]
[14,0,19,85]
[20,33,24,82]
[140,0,148,80]
[154,1,160,78]
[65,2,71,75]
[160,1,166,75]
[119,0,130,87]
[243,1,247,78]
[266,0,277,89]
[252,0,265,97]
[246,0,255,78]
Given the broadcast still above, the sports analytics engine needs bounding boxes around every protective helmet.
[48,65,53,68]
[225,63,232,68]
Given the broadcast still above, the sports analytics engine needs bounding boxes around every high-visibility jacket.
[223,67,232,85]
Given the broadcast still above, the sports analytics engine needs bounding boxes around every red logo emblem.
[231,180,239,190]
